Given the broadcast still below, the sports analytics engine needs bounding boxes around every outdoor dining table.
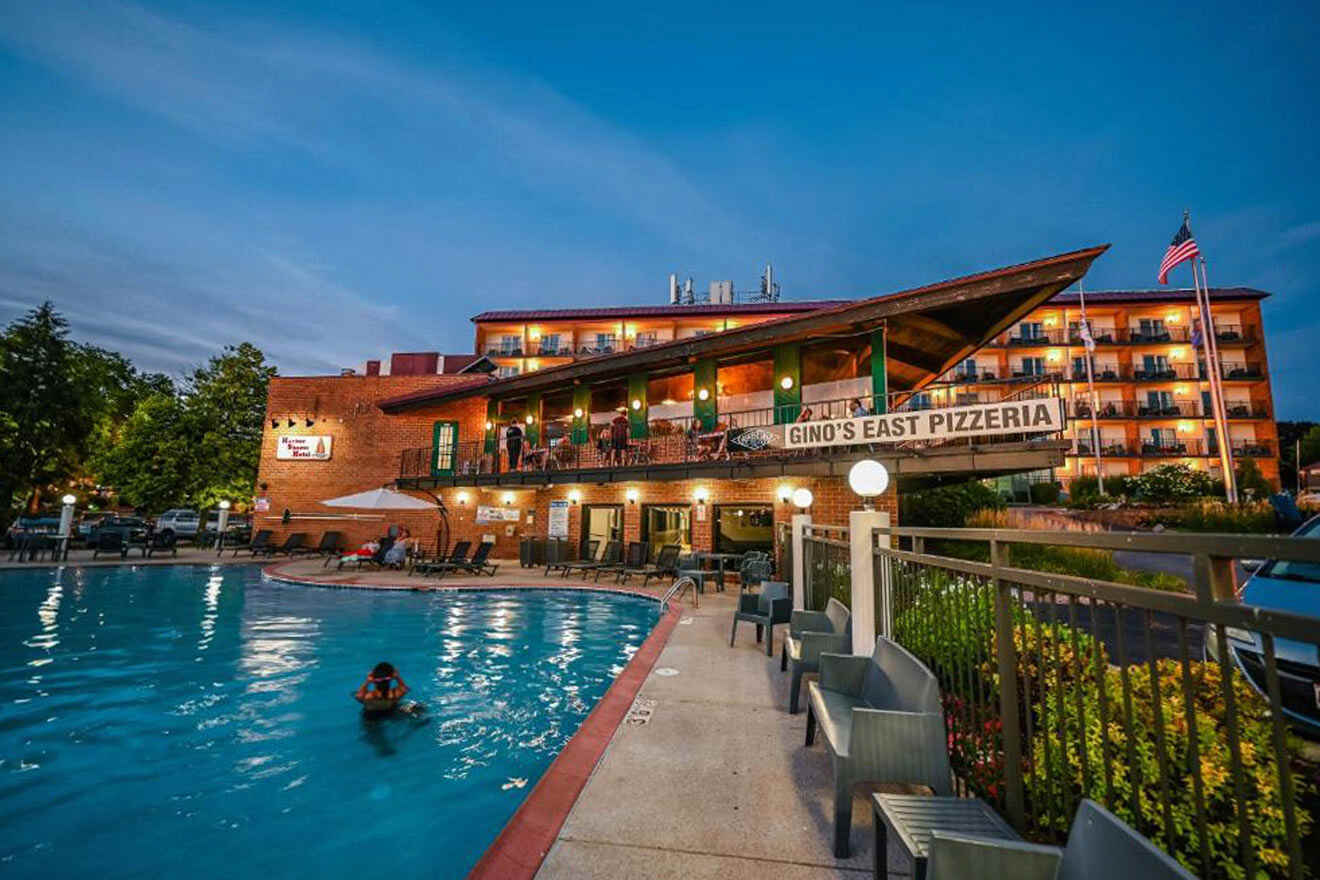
[690,551,744,591]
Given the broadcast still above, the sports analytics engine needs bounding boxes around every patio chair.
[737,554,773,591]
[265,532,307,556]
[92,529,127,559]
[412,540,470,576]
[781,597,851,714]
[619,543,681,586]
[231,529,274,557]
[805,636,952,857]
[547,540,598,577]
[597,541,644,582]
[926,799,1196,880]
[310,531,345,565]
[145,529,178,558]
[572,539,622,579]
[338,537,394,571]
[730,580,791,656]
[434,541,498,577]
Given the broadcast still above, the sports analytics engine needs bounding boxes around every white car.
[155,509,201,537]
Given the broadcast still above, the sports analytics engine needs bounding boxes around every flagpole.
[1197,256,1238,501]
[1077,281,1106,494]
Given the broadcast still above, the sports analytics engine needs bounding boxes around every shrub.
[1164,499,1278,534]
[1132,463,1218,503]
[1029,481,1061,505]
[1028,658,1313,879]
[1235,458,1274,500]
[1067,473,1133,505]
[901,480,1005,528]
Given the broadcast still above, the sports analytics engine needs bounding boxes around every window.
[1138,318,1167,339]
[496,365,520,378]
[956,392,980,405]
[581,505,622,559]
[1141,354,1170,375]
[1071,356,1096,378]
[635,331,658,348]
[1146,390,1173,410]
[1149,428,1175,448]
[499,334,522,355]
[540,333,562,355]
[714,505,774,554]
[1019,357,1046,376]
[958,357,977,379]
[594,333,618,352]
[641,505,691,556]
[1018,321,1043,340]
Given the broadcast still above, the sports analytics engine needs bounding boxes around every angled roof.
[470,300,849,323]
[380,244,1108,413]
[1049,287,1267,305]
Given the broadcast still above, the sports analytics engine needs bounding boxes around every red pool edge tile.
[467,602,681,880]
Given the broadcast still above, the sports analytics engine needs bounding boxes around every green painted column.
[773,344,801,424]
[627,373,649,438]
[870,326,888,414]
[571,385,591,445]
[483,399,498,453]
[693,358,717,431]
[525,391,542,447]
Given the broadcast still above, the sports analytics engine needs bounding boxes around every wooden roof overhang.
[379,244,1108,413]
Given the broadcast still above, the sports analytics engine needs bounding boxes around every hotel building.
[256,245,1278,563]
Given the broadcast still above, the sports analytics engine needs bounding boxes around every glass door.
[713,505,774,554]
[641,504,691,557]
[580,504,622,560]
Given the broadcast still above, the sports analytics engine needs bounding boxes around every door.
[641,504,691,557]
[714,504,774,554]
[580,504,622,560]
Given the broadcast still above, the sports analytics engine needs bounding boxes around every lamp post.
[847,459,892,652]
[216,500,231,557]
[790,488,813,611]
[58,494,76,561]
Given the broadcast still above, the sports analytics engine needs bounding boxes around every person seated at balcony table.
[522,442,549,470]
[849,398,869,418]
[505,418,524,471]
[609,411,630,467]
[595,426,610,466]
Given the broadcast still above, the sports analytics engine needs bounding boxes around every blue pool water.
[0,566,657,878]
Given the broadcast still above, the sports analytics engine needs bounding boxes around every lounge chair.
[547,540,598,577]
[805,636,953,857]
[597,541,645,583]
[620,543,682,586]
[310,531,345,565]
[572,540,622,579]
[730,580,791,656]
[92,529,127,559]
[145,529,178,558]
[412,540,471,576]
[338,537,393,570]
[231,529,274,557]
[265,532,308,556]
[780,598,851,714]
[434,541,498,577]
[926,799,1196,880]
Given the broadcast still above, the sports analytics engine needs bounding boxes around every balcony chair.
[781,597,852,714]
[925,799,1195,880]
[730,580,791,656]
[805,636,953,857]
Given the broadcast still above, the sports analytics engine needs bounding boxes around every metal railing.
[799,524,1320,880]
[1224,400,1271,419]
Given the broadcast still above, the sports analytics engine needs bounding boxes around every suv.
[1210,515,1320,734]
[156,509,201,538]
[4,516,63,550]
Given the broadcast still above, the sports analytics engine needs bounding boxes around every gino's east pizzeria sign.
[778,398,1067,450]
[276,435,333,461]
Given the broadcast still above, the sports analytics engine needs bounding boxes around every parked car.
[77,513,115,545]
[4,516,63,550]
[156,509,201,538]
[1211,514,1320,735]
[87,516,150,546]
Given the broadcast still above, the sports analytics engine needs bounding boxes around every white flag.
[1078,322,1096,353]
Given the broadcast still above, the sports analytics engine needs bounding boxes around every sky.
[0,1,1317,417]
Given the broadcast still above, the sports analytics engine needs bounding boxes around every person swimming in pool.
[355,662,408,713]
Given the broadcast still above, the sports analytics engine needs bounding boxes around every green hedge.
[901,480,1005,527]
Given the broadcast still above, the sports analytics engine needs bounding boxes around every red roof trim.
[470,300,849,323]
[1048,287,1268,305]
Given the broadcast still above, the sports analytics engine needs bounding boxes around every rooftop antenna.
[668,273,679,305]
[683,277,694,305]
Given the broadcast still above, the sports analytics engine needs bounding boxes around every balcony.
[948,370,999,383]
[1140,439,1203,457]
[1071,366,1129,382]
[1132,364,1197,382]
[1006,330,1064,346]
[1075,442,1136,457]
[1221,363,1265,381]
[1214,325,1256,344]
[1224,400,1270,419]
[1067,328,1122,345]
[1135,401,1201,418]
[1072,400,1132,419]
[1233,442,1274,458]
[1128,326,1190,344]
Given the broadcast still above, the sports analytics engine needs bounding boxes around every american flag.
[1158,219,1200,284]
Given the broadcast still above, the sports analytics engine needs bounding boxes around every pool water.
[0,566,656,878]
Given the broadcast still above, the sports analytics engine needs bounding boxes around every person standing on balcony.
[610,409,630,467]
[505,418,524,471]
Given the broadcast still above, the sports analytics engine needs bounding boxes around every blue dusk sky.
[1,1,1317,417]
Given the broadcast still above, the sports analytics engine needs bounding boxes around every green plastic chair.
[781,598,851,714]
[926,799,1198,880]
[805,636,952,857]
[729,580,791,656]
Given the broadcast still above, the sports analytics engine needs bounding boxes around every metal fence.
[800,524,1320,880]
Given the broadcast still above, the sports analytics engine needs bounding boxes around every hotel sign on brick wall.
[276,435,333,461]
[783,398,1066,449]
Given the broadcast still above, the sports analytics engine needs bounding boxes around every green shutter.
[483,399,498,453]
[571,386,592,445]
[431,420,459,476]
[627,373,649,438]
[693,358,717,431]
[870,327,888,414]
[526,392,542,447]
[773,344,801,424]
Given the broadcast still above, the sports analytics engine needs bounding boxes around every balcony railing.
[1132,364,1198,381]
[1067,328,1123,345]
[1075,441,1136,457]
[1140,439,1203,457]
[1006,330,1065,346]
[1128,325,1191,344]
[397,378,1066,480]
[1221,363,1265,380]
[1224,400,1270,419]
[1232,441,1274,458]
[1071,400,1131,419]
[1214,325,1256,344]
[1069,366,1129,382]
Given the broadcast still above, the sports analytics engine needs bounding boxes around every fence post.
[991,537,1027,830]
[791,513,811,611]
[849,508,888,652]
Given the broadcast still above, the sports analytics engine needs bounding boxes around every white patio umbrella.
[319,487,435,510]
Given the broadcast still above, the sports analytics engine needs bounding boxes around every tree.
[182,343,276,508]
[0,303,90,512]
[1301,426,1320,470]
[92,393,192,512]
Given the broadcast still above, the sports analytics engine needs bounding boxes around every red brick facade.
[257,374,896,560]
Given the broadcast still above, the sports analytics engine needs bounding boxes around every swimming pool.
[0,565,657,878]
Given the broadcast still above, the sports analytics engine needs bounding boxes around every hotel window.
[1018,357,1046,377]
[499,334,522,356]
[956,392,980,405]
[1137,318,1168,341]
[713,505,774,555]
[1140,354,1170,377]
[1071,356,1096,379]
[496,365,520,379]
[540,333,562,355]
[1145,390,1174,414]
[904,393,933,411]
[1018,321,1044,340]
[635,331,658,348]
[1149,427,1176,448]
[958,357,977,379]
[594,333,618,352]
